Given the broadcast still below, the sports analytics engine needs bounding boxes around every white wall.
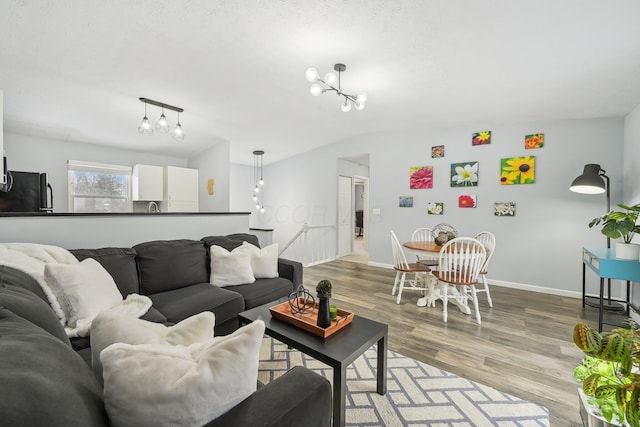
[624,104,640,208]
[188,141,230,212]
[3,132,187,213]
[257,117,624,295]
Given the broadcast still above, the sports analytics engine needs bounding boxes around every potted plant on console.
[316,280,332,328]
[589,203,640,260]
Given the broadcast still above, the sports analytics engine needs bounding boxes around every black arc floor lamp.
[570,164,623,310]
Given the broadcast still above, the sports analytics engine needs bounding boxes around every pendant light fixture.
[138,98,185,139]
[305,63,367,112]
[252,150,265,213]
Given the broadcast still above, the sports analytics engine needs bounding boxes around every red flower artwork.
[458,195,476,208]
[409,166,433,189]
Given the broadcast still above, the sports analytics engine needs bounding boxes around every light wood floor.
[303,259,625,427]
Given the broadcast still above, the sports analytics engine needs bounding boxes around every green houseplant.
[589,203,640,260]
[573,321,640,426]
[315,280,333,328]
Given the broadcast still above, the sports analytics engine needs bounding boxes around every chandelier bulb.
[310,83,323,97]
[340,99,352,113]
[355,101,365,111]
[156,111,169,132]
[305,67,319,82]
[356,91,368,103]
[259,178,264,186]
[138,116,153,135]
[254,186,260,193]
[324,71,338,86]
[252,194,257,201]
[260,206,265,214]
[255,203,260,210]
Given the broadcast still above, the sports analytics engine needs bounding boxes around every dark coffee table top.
[239,301,388,366]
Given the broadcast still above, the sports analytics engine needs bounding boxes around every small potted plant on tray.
[316,280,332,328]
[573,321,640,426]
[589,203,640,260]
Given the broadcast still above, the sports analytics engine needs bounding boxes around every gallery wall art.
[399,196,414,207]
[431,145,445,158]
[427,202,444,215]
[500,156,535,185]
[409,166,433,189]
[525,133,544,149]
[458,195,477,208]
[472,131,491,145]
[494,202,516,216]
[451,161,478,187]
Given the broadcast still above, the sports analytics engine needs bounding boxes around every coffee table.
[238,302,388,427]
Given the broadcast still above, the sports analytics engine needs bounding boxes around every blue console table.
[582,247,640,331]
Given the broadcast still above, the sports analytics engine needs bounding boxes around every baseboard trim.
[366,261,581,299]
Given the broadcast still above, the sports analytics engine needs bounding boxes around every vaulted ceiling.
[1,1,639,165]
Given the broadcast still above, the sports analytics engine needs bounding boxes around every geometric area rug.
[258,338,550,427]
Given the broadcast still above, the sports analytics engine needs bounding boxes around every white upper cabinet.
[162,166,199,212]
[132,164,164,201]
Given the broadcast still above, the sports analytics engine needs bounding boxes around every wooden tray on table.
[269,298,354,338]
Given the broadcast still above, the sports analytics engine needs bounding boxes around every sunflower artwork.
[451,161,478,187]
[525,133,544,149]
[472,131,491,146]
[500,156,535,185]
[458,195,476,208]
[409,166,433,189]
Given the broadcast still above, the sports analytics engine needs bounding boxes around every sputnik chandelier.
[138,97,185,140]
[252,150,265,213]
[305,63,367,112]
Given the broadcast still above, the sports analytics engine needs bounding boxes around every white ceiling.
[1,1,639,166]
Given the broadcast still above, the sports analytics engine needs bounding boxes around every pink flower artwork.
[409,166,433,189]
[458,195,477,208]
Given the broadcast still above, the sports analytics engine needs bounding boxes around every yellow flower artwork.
[500,156,535,185]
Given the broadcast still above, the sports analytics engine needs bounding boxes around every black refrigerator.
[0,171,53,213]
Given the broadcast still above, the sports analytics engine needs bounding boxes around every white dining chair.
[410,227,439,268]
[431,237,486,324]
[473,231,496,307]
[390,230,431,304]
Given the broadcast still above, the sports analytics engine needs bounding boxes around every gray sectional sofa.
[0,233,332,427]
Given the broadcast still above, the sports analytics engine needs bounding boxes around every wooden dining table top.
[402,241,442,252]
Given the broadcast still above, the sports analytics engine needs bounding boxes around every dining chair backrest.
[411,227,434,243]
[436,237,486,285]
[390,230,410,270]
[473,231,496,272]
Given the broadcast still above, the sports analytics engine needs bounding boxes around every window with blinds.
[67,160,132,213]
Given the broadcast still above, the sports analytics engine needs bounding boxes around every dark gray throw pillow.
[70,247,140,296]
[0,308,108,426]
[0,282,70,345]
[133,239,208,294]
[201,234,260,251]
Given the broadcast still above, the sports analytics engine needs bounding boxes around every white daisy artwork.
[427,202,444,215]
[494,202,516,216]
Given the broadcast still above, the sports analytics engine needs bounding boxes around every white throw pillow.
[91,311,215,385]
[242,241,279,279]
[44,258,122,328]
[209,244,255,287]
[101,320,266,427]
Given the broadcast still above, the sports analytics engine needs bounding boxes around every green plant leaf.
[584,374,602,395]
[596,384,619,399]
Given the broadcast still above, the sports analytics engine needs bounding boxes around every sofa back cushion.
[0,281,71,345]
[134,239,208,294]
[70,247,139,296]
[201,233,260,251]
[0,307,108,426]
[0,264,48,301]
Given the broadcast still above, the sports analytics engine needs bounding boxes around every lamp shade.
[570,164,606,194]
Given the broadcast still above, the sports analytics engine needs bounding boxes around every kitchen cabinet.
[132,164,164,201]
[161,166,199,212]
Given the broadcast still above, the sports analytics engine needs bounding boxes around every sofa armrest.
[277,258,303,287]
[205,366,331,427]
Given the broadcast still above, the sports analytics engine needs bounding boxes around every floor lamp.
[570,164,623,310]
